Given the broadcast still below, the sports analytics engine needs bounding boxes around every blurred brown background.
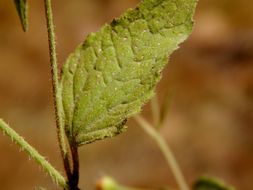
[0,0,253,189]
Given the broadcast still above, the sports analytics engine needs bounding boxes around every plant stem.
[134,115,189,190]
[69,145,80,190]
[44,0,72,182]
[151,96,160,128]
[0,119,68,188]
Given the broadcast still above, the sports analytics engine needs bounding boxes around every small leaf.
[35,187,46,190]
[96,176,121,190]
[14,0,28,32]
[193,176,236,190]
[60,0,197,146]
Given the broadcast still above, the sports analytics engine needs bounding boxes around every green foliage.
[60,0,197,146]
[1,0,198,189]
[193,176,236,190]
[14,0,28,32]
[35,187,46,190]
[96,177,121,190]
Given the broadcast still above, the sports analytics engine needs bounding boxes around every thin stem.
[134,115,189,190]
[44,0,72,181]
[160,92,173,128]
[0,119,68,188]
[151,96,160,128]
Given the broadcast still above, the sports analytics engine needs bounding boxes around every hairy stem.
[44,0,72,182]
[0,119,68,188]
[134,115,189,190]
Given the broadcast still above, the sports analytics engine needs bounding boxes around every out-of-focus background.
[0,0,252,189]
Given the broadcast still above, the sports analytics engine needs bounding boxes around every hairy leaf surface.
[60,0,197,146]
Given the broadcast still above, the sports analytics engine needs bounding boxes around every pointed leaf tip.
[14,0,28,32]
[193,176,236,190]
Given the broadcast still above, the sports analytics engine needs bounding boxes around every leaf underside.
[60,0,197,146]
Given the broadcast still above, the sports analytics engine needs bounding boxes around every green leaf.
[96,176,121,190]
[193,176,236,190]
[35,187,46,190]
[14,0,28,32]
[60,0,197,146]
